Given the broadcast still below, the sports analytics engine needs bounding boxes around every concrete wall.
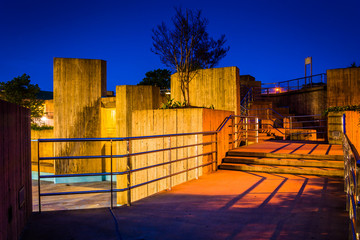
[43,100,54,126]
[115,85,161,204]
[53,58,107,174]
[115,85,161,138]
[171,67,241,115]
[31,129,54,173]
[261,86,327,116]
[327,112,343,145]
[327,68,360,108]
[116,108,232,204]
[0,100,32,240]
[239,75,261,102]
[344,111,360,152]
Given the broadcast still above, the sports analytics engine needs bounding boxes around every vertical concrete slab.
[53,58,106,174]
[115,85,160,205]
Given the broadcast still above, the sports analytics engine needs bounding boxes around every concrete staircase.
[219,148,344,177]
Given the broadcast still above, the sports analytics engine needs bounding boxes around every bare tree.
[151,7,230,105]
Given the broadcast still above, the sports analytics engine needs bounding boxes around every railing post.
[255,117,259,143]
[168,136,172,190]
[232,116,235,149]
[289,116,293,141]
[245,117,248,146]
[110,140,113,209]
[195,134,199,180]
[356,164,360,239]
[37,140,41,213]
[215,132,218,171]
[297,79,300,90]
[126,140,132,206]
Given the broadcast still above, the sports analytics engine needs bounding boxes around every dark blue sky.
[1,0,359,92]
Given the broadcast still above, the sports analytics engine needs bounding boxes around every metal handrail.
[36,120,232,212]
[261,73,327,93]
[37,131,217,142]
[262,73,327,86]
[343,133,360,240]
[241,87,254,109]
[35,111,328,212]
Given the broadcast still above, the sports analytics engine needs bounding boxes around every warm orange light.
[275,88,280,92]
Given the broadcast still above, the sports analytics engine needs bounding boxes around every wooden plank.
[0,101,5,240]
[0,101,31,239]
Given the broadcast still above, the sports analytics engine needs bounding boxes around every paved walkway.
[22,170,347,240]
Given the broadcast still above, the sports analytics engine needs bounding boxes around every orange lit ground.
[23,169,347,240]
[231,140,343,155]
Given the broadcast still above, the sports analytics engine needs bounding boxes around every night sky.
[1,0,359,92]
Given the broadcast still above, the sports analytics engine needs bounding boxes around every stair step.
[223,156,343,168]
[219,163,343,177]
[227,151,343,161]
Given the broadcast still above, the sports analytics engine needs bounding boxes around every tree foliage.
[138,69,171,89]
[0,74,44,121]
[151,7,230,105]
[350,62,360,68]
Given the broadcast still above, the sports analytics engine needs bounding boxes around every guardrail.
[343,133,360,240]
[34,113,328,212]
[35,131,220,212]
[261,73,327,94]
[231,114,327,145]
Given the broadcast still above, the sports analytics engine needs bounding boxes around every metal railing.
[34,112,328,212]
[239,86,327,142]
[284,115,327,141]
[261,73,327,94]
[231,113,327,145]
[35,114,240,212]
[35,131,221,212]
[231,116,260,147]
[343,133,360,240]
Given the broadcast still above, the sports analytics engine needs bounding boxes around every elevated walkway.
[220,140,344,177]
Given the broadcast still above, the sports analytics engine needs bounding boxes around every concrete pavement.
[21,170,348,240]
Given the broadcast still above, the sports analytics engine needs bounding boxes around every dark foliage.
[138,69,171,89]
[0,74,44,120]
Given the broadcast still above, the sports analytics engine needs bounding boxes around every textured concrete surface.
[21,170,347,240]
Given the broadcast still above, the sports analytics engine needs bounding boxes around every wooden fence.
[0,100,32,240]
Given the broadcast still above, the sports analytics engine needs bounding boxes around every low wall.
[0,100,32,240]
[116,108,233,204]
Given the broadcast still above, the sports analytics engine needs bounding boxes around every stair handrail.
[240,105,248,116]
[240,87,254,109]
[343,133,360,240]
[240,105,285,129]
